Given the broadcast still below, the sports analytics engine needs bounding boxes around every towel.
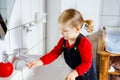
[105,31,120,53]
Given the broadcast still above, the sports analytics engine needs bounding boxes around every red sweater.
[40,37,92,76]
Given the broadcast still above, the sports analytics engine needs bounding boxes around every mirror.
[0,14,7,40]
[0,0,15,25]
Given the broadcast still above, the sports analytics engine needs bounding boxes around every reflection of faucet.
[12,48,30,63]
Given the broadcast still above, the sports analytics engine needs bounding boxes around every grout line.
[100,15,120,17]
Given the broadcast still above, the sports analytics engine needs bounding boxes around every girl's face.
[59,24,79,40]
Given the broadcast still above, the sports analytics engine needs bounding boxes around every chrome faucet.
[12,48,30,63]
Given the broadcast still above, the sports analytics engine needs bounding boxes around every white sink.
[27,54,72,80]
[0,54,72,80]
[0,70,22,80]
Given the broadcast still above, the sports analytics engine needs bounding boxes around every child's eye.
[59,29,68,33]
[64,31,67,32]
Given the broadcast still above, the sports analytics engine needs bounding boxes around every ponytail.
[84,19,94,32]
[58,8,94,32]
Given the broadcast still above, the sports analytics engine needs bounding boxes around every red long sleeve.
[75,37,92,76]
[40,38,64,65]
[40,36,92,76]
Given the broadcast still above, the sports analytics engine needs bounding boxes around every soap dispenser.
[0,51,13,77]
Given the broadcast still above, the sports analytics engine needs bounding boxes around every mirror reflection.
[0,0,15,24]
[0,14,7,40]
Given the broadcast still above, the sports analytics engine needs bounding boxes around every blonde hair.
[58,9,94,32]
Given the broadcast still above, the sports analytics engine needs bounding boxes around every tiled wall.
[46,0,61,52]
[100,0,120,28]
[0,0,46,55]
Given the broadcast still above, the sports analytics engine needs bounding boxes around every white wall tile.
[31,0,40,20]
[3,0,46,56]
[22,26,33,49]
[22,0,46,55]
[22,23,46,55]
[100,0,120,28]
[76,0,100,35]
[28,40,45,55]
[61,0,76,12]
[22,0,32,24]
[101,16,119,27]
[46,0,61,52]
[102,0,119,16]
[33,24,46,55]
[77,0,100,16]
[9,27,22,53]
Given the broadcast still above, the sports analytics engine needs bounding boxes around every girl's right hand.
[26,60,43,69]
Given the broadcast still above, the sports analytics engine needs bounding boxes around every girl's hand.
[26,60,43,69]
[65,70,78,80]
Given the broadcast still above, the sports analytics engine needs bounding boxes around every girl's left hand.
[65,70,78,80]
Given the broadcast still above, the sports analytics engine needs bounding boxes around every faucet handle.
[12,48,28,54]
[12,48,29,63]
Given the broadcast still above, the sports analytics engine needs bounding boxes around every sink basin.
[0,54,72,80]
[25,54,72,80]
[0,70,22,80]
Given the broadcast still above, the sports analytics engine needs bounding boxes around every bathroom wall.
[21,0,46,55]
[1,0,119,58]
[3,0,46,55]
[46,0,61,52]
[1,0,120,59]
[100,0,120,28]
